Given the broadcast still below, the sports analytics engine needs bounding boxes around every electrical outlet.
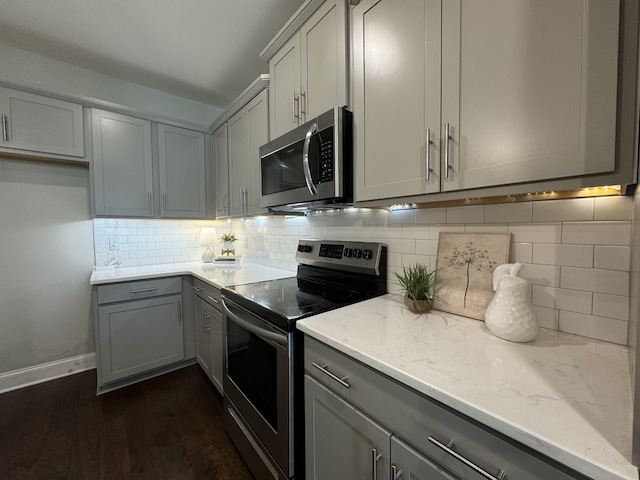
[276,236,283,251]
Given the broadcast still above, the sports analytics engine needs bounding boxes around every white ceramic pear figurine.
[484,262,539,343]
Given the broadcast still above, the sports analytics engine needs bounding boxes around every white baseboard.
[0,353,96,394]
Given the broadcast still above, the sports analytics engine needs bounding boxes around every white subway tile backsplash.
[594,245,631,271]
[562,222,631,246]
[594,196,633,221]
[559,311,628,345]
[508,223,562,244]
[561,267,629,295]
[485,202,532,224]
[93,194,634,346]
[593,293,629,321]
[447,205,484,224]
[532,244,593,268]
[531,285,592,314]
[532,198,594,222]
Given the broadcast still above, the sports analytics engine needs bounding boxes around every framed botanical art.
[434,232,511,320]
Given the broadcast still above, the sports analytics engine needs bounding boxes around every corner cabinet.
[353,0,625,202]
[304,336,589,480]
[266,0,348,138]
[192,278,224,394]
[92,109,208,218]
[0,86,85,159]
[228,89,268,217]
[94,277,186,393]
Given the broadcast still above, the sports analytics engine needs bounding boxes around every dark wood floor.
[0,365,254,480]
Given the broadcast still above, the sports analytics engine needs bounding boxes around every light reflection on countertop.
[297,293,637,480]
[89,261,295,288]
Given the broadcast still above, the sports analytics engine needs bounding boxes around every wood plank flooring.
[0,365,254,480]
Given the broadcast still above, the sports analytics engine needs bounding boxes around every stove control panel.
[296,239,386,276]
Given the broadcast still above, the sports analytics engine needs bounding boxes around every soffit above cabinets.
[0,0,306,108]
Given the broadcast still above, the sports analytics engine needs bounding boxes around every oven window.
[227,319,278,429]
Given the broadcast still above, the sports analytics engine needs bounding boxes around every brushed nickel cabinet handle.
[428,435,506,480]
[425,128,433,181]
[1,113,7,142]
[372,447,382,480]
[392,464,402,479]
[312,362,349,388]
[300,88,306,122]
[443,123,452,179]
[147,191,153,215]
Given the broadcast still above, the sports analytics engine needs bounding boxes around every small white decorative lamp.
[198,227,217,263]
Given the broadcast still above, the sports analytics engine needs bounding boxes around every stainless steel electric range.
[221,239,388,480]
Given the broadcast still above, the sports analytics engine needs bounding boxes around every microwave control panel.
[319,128,334,183]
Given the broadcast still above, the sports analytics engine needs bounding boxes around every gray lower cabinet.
[304,336,589,480]
[192,278,223,394]
[95,277,185,392]
[0,86,85,159]
[305,375,391,480]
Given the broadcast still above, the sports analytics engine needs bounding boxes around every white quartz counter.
[297,294,637,480]
[89,261,295,288]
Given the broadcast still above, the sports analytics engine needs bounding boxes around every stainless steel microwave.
[260,106,352,212]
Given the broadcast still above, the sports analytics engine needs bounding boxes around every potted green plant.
[220,232,238,255]
[395,263,437,313]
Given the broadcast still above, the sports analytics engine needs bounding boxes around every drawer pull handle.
[312,362,350,389]
[428,436,506,480]
[207,295,219,304]
[129,288,157,297]
[372,447,382,480]
[192,286,202,293]
[392,464,402,479]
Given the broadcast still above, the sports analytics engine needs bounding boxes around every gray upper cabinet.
[92,108,208,218]
[267,0,348,138]
[228,89,268,217]
[213,123,230,218]
[92,109,154,217]
[157,124,206,218]
[0,86,84,158]
[354,0,623,202]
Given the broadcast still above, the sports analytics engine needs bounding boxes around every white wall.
[0,44,222,126]
[0,160,94,375]
[95,195,633,346]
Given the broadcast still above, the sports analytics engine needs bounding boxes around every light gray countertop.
[297,294,637,480]
[89,261,295,287]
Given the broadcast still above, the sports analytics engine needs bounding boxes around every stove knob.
[353,249,362,259]
[304,245,313,253]
[363,249,373,260]
[297,244,305,252]
[344,248,352,258]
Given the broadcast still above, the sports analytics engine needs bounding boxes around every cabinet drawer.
[192,277,221,309]
[97,277,182,305]
[304,337,587,480]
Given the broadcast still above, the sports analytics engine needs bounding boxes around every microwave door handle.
[302,122,319,196]
[223,301,288,347]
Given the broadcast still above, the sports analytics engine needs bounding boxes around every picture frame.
[434,232,511,320]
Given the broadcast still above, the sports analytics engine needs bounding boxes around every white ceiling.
[0,0,306,109]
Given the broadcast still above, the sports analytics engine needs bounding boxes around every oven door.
[222,298,292,476]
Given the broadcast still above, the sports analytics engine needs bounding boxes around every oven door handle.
[223,301,288,347]
[302,122,318,196]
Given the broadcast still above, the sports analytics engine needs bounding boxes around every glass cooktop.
[224,276,375,331]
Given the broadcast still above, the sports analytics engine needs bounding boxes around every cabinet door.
[158,124,206,218]
[98,294,184,383]
[391,437,459,480]
[300,0,348,122]
[269,33,301,138]
[213,123,230,218]
[441,0,620,191]
[0,87,84,158]
[305,375,391,480]
[353,0,441,201]
[228,108,248,217]
[92,109,153,216]
[245,89,269,216]
[194,297,212,377]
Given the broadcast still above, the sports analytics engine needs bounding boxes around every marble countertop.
[89,261,295,288]
[297,294,637,480]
